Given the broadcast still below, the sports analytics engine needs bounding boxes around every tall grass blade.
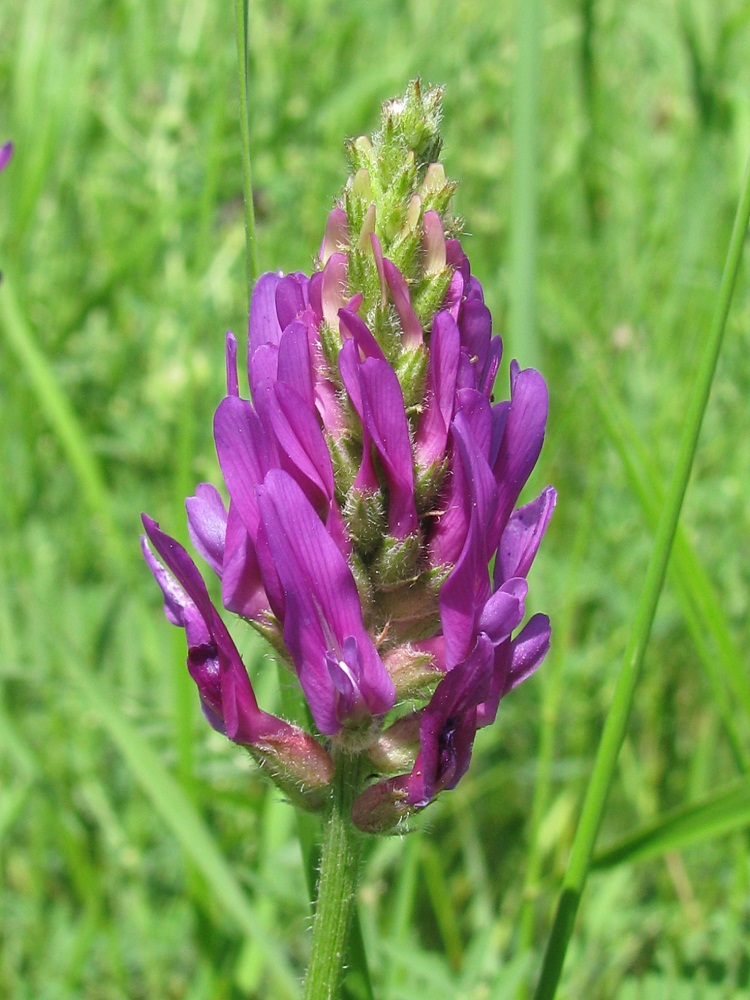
[0,280,129,574]
[592,777,750,869]
[533,150,750,999]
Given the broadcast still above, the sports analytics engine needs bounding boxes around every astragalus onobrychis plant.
[141,81,555,996]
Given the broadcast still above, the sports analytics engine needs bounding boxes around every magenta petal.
[248,342,279,415]
[338,308,386,361]
[225,332,239,397]
[477,578,527,643]
[477,614,551,728]
[459,298,492,370]
[495,485,557,585]
[221,503,269,619]
[319,207,349,264]
[277,321,315,411]
[383,258,422,347]
[415,310,460,467]
[358,358,418,537]
[186,483,227,578]
[506,613,550,691]
[338,340,386,494]
[321,252,349,328]
[275,273,309,330]
[438,417,497,666]
[257,470,395,734]
[0,142,13,172]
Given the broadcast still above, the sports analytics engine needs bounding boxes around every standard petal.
[213,395,270,538]
[257,470,395,734]
[275,273,309,330]
[248,271,283,360]
[383,258,422,347]
[492,364,549,538]
[358,358,418,538]
[415,310,460,468]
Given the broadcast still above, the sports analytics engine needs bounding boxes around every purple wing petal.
[494,485,556,585]
[186,483,227,578]
[141,516,279,744]
[406,635,493,806]
[477,613,551,728]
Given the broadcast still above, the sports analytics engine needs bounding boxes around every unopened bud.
[250,730,334,812]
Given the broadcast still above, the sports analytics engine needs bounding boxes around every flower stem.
[304,751,365,1000]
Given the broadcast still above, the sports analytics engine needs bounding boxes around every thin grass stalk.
[514,471,599,1000]
[508,0,543,369]
[533,149,750,1000]
[235,0,259,298]
[589,373,750,771]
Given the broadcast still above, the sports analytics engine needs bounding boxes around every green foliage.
[2,0,750,997]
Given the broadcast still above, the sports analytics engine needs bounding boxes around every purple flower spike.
[0,142,13,173]
[257,470,396,735]
[142,84,554,824]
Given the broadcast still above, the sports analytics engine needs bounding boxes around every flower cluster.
[142,82,555,833]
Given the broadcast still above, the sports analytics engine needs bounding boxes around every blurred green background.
[2,0,750,997]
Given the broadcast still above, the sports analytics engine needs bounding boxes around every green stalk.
[509,0,543,369]
[533,150,750,1000]
[235,0,259,298]
[304,751,365,1000]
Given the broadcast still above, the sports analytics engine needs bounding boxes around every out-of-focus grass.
[1,1,750,997]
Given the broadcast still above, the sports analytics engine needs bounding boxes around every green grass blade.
[64,650,301,999]
[533,149,750,1000]
[592,778,750,869]
[589,371,750,767]
[0,278,129,575]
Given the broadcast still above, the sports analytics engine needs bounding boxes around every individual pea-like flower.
[142,81,555,831]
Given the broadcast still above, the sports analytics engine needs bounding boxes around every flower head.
[142,81,555,826]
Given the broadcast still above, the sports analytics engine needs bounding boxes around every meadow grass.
[2,1,750,997]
